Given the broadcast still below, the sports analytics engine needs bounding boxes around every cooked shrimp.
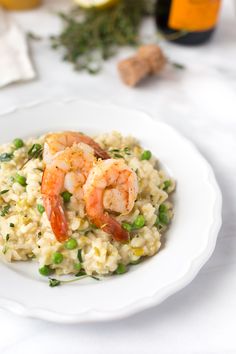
[43,131,109,164]
[83,159,138,242]
[42,143,95,242]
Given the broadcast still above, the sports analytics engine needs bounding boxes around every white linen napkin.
[0,8,36,88]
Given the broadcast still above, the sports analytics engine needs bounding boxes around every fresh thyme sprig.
[49,273,100,287]
[50,0,155,73]
[20,144,43,170]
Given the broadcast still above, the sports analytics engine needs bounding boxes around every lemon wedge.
[74,0,119,9]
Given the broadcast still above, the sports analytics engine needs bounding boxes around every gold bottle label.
[169,0,221,31]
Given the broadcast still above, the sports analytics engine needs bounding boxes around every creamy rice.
[0,132,175,277]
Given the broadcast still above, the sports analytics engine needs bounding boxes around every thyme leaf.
[0,153,13,162]
[1,205,10,217]
[0,190,9,195]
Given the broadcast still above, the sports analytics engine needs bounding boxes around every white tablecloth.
[0,1,236,353]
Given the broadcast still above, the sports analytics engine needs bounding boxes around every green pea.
[115,263,127,275]
[13,138,24,149]
[122,222,132,232]
[74,262,82,271]
[159,204,167,213]
[159,212,169,225]
[163,180,171,191]
[37,204,45,214]
[52,252,63,264]
[64,238,78,250]
[61,191,72,203]
[39,265,51,276]
[15,174,27,186]
[133,215,145,229]
[141,150,152,160]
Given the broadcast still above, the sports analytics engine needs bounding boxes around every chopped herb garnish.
[114,153,124,159]
[0,190,9,195]
[109,149,120,153]
[1,205,10,217]
[6,234,10,241]
[61,191,72,203]
[28,144,43,158]
[75,270,87,277]
[0,153,13,162]
[110,147,131,158]
[48,272,99,287]
[77,249,83,263]
[171,61,186,70]
[27,31,42,41]
[49,278,61,287]
[2,246,8,254]
[9,223,14,228]
[20,143,43,169]
[124,147,131,155]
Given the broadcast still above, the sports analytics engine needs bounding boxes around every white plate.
[0,100,222,323]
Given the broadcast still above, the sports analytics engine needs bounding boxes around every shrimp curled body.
[41,132,110,242]
[43,131,110,164]
[42,142,95,242]
[83,159,138,242]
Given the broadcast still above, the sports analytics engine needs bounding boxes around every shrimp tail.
[92,145,110,160]
[78,134,110,160]
[85,188,129,242]
[101,214,129,242]
[43,195,68,242]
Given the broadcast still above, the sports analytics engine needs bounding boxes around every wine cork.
[117,44,166,87]
[137,44,167,74]
[117,56,150,87]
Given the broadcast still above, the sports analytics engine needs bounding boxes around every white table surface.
[0,1,236,353]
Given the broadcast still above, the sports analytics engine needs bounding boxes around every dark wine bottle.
[155,0,221,45]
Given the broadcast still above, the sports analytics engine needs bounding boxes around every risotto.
[0,131,175,284]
